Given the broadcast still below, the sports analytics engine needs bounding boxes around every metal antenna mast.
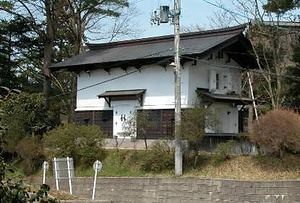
[151,0,182,176]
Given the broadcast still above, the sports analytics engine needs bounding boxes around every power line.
[49,50,300,102]
[48,49,173,100]
[181,55,300,82]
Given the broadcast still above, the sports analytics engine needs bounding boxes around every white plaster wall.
[76,64,190,111]
[187,56,243,134]
[187,57,242,106]
[211,103,239,133]
[76,56,243,134]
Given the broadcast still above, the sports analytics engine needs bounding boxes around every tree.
[122,110,155,149]
[208,0,300,111]
[0,17,43,93]
[0,0,137,122]
[0,0,60,108]
[263,0,299,16]
[181,107,218,167]
[284,35,300,109]
[55,0,129,54]
[53,0,133,121]
[0,92,57,154]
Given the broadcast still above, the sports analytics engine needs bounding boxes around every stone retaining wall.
[26,177,300,203]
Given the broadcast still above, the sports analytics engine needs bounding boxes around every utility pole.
[151,0,182,176]
[173,0,182,176]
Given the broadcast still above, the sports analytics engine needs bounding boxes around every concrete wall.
[26,177,300,203]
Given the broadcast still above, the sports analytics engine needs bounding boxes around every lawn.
[72,150,300,180]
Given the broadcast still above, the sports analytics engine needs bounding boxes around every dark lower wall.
[26,177,300,203]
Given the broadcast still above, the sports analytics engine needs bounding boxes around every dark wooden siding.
[137,109,174,139]
[75,110,113,138]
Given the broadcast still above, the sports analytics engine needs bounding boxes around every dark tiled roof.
[51,24,256,72]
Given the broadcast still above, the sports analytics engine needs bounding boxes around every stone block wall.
[26,177,300,203]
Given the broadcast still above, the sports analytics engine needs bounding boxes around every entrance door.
[113,105,136,138]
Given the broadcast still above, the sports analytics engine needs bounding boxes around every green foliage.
[0,16,43,91]
[43,123,106,166]
[0,156,58,202]
[0,92,56,153]
[249,108,300,157]
[181,107,218,150]
[180,107,218,168]
[16,136,45,175]
[263,0,298,14]
[181,108,206,148]
[99,150,146,177]
[213,140,236,163]
[140,141,174,172]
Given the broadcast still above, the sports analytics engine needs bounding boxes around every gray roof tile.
[51,24,256,71]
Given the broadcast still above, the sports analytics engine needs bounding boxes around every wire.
[47,48,173,100]
[181,55,300,82]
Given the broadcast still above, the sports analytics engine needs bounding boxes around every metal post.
[67,157,73,194]
[92,169,98,200]
[42,161,49,184]
[92,160,102,200]
[173,0,182,176]
[53,157,59,190]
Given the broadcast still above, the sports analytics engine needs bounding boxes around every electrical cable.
[47,48,173,100]
[181,55,300,82]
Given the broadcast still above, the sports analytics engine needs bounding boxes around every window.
[216,73,220,90]
[137,109,174,139]
[75,110,113,138]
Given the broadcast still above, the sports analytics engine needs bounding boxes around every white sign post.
[42,161,49,184]
[53,157,74,194]
[92,160,102,200]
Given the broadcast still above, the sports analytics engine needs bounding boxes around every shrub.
[249,108,300,157]
[16,136,45,175]
[140,141,174,172]
[213,140,236,163]
[181,107,218,167]
[181,107,219,149]
[0,156,58,202]
[43,123,106,166]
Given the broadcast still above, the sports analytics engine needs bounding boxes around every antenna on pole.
[150,5,174,25]
[150,0,183,176]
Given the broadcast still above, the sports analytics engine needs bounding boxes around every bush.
[249,108,300,157]
[181,107,218,167]
[140,141,174,172]
[213,140,236,163]
[43,123,106,167]
[0,156,58,202]
[16,136,45,175]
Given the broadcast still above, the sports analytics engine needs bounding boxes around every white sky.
[134,0,229,38]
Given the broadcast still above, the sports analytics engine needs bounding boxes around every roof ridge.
[87,23,249,50]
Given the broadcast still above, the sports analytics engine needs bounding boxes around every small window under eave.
[98,89,146,107]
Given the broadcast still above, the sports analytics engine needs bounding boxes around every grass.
[183,153,300,180]
[15,149,300,180]
[72,150,300,180]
